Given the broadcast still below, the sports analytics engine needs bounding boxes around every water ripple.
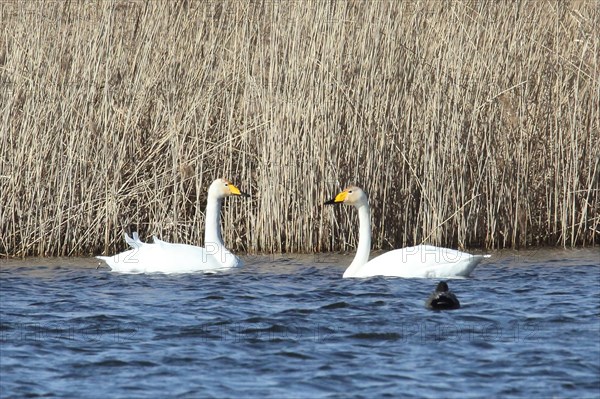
[1,249,599,398]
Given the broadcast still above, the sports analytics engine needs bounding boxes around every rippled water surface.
[1,249,599,398]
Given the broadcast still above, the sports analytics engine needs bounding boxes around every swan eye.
[224,183,229,187]
[349,190,353,193]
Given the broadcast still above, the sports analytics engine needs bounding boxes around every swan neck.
[204,195,224,248]
[345,202,371,276]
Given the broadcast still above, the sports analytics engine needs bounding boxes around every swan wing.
[124,232,144,248]
[152,235,170,246]
[96,234,241,273]
[349,245,489,278]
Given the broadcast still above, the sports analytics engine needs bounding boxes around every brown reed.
[0,0,598,257]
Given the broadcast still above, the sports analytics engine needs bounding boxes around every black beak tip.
[241,192,251,198]
[324,199,336,205]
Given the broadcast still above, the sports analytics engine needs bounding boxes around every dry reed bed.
[0,0,598,257]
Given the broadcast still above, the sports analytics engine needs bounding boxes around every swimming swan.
[97,178,249,273]
[324,186,490,278]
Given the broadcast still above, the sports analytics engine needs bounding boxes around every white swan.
[324,186,490,278]
[97,178,250,273]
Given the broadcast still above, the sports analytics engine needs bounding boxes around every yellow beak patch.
[334,191,348,203]
[229,185,242,195]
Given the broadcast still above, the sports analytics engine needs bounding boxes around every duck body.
[426,281,461,310]
[97,178,249,274]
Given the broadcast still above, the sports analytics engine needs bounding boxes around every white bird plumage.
[96,178,249,273]
[325,186,490,278]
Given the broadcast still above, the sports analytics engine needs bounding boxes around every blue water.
[1,249,599,398]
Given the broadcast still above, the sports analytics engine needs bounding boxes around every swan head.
[208,178,250,199]
[324,185,368,207]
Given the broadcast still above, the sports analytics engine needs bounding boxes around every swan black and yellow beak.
[324,190,347,205]
[230,184,251,198]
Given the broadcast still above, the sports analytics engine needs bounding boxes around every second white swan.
[325,186,490,278]
[97,178,249,273]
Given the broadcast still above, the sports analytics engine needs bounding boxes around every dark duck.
[426,281,460,310]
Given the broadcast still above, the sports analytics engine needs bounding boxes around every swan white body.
[325,186,490,278]
[97,179,249,273]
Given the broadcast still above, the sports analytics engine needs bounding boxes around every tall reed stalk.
[1,0,598,257]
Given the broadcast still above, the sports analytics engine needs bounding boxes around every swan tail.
[459,253,490,277]
[96,255,110,267]
[96,255,118,270]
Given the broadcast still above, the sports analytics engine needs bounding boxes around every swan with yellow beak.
[325,186,489,278]
[97,178,250,273]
